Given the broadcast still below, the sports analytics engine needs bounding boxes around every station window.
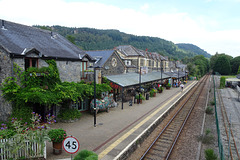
[25,58,38,70]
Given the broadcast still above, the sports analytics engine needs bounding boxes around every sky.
[0,0,240,58]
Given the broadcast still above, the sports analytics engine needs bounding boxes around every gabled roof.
[160,55,167,61]
[0,19,91,60]
[86,50,116,67]
[116,45,144,57]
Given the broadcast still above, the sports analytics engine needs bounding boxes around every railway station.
[1,19,239,160]
[46,80,197,160]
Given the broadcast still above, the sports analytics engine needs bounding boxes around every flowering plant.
[48,128,67,143]
[0,112,56,158]
[157,86,163,91]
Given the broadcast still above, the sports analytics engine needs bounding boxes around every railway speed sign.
[63,136,80,154]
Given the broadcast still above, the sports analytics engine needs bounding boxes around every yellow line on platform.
[98,81,197,159]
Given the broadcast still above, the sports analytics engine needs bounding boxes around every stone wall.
[1,54,85,121]
[13,57,83,83]
[0,48,13,121]
[101,54,125,76]
[56,60,82,82]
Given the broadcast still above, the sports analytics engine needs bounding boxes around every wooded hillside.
[176,43,211,58]
[34,25,211,60]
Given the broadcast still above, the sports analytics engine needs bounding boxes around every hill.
[176,43,211,58]
[34,25,210,59]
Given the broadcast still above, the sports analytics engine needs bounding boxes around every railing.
[0,138,46,160]
[213,75,225,160]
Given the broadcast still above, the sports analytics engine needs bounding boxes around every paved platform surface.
[46,81,197,160]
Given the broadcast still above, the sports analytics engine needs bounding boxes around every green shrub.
[220,76,226,88]
[135,94,145,100]
[48,128,67,143]
[205,149,218,160]
[73,150,98,160]
[210,100,215,106]
[205,106,214,114]
[0,129,16,139]
[58,108,82,120]
[166,83,171,88]
[9,106,32,125]
[149,89,156,97]
[198,129,214,144]
[157,86,163,92]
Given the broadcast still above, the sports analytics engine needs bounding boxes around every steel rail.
[217,85,240,160]
[140,74,209,160]
[166,74,209,160]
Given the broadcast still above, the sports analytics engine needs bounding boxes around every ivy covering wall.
[0,60,111,117]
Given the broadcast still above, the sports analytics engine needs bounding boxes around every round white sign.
[63,136,80,154]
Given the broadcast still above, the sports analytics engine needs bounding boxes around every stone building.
[115,45,168,73]
[86,49,126,77]
[0,19,95,121]
[115,45,143,73]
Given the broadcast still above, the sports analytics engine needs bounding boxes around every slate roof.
[86,50,115,67]
[237,74,240,79]
[105,72,170,88]
[116,45,143,57]
[0,19,91,60]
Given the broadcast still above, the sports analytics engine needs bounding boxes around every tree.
[210,53,233,71]
[230,56,240,74]
[186,55,209,77]
[66,35,76,45]
[213,55,231,75]
[237,66,240,75]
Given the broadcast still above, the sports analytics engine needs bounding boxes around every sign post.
[63,136,80,160]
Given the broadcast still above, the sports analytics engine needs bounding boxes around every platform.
[46,81,198,160]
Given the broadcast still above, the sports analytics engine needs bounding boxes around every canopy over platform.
[165,71,187,79]
[226,78,240,82]
[105,71,170,88]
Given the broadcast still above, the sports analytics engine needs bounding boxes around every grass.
[197,129,214,144]
[205,106,214,114]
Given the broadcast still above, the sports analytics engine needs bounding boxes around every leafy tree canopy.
[186,55,209,77]
[212,55,231,75]
[230,56,240,74]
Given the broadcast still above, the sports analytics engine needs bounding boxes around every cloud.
[140,3,150,12]
[0,0,239,57]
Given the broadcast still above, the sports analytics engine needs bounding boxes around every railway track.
[140,74,209,160]
[216,82,240,160]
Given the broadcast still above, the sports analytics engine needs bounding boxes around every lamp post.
[185,67,187,81]
[93,67,97,127]
[139,67,141,103]
[161,59,163,85]
[177,66,180,86]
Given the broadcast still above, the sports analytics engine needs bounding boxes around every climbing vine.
[1,60,111,111]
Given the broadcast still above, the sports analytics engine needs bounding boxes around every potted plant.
[157,86,163,93]
[135,94,145,104]
[166,83,171,89]
[150,89,157,97]
[48,128,67,155]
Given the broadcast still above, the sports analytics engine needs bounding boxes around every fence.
[0,138,46,160]
[213,75,225,160]
[237,85,240,101]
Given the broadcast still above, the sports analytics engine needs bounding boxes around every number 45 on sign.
[63,136,80,154]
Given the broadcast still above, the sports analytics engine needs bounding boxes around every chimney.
[1,20,6,30]
[51,31,54,39]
